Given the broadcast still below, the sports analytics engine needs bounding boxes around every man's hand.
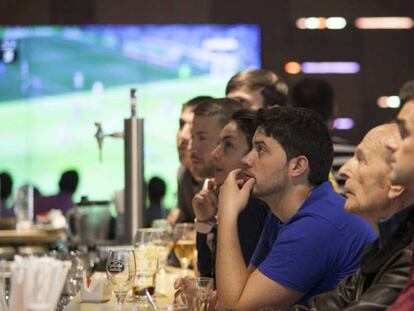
[192,179,218,222]
[218,169,255,220]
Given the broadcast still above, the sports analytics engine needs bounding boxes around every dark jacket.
[291,205,414,311]
[197,198,269,279]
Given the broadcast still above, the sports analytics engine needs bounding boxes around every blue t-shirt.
[250,181,376,305]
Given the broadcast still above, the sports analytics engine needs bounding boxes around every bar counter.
[64,266,193,310]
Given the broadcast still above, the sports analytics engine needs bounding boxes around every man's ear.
[388,185,405,200]
[290,156,309,177]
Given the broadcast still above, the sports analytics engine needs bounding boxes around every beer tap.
[94,122,124,162]
[93,88,145,243]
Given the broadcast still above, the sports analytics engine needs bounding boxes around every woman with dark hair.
[193,109,269,278]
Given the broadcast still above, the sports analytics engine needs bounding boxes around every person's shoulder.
[178,165,191,182]
[177,164,186,179]
[299,182,345,215]
[291,185,372,236]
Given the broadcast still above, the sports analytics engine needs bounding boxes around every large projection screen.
[0,25,260,208]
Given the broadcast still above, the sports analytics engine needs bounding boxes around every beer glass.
[173,223,196,274]
[106,250,136,305]
[134,228,170,273]
[132,256,158,301]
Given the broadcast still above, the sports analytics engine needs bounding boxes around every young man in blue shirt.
[216,106,376,310]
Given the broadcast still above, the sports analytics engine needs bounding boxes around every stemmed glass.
[106,250,136,306]
[173,223,196,275]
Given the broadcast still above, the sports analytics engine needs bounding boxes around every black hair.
[226,69,288,108]
[399,80,414,106]
[0,172,13,199]
[59,170,79,194]
[148,176,166,202]
[230,109,260,150]
[290,78,334,123]
[257,106,333,185]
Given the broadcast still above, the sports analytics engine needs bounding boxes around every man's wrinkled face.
[177,107,194,168]
[227,87,264,110]
[211,121,250,186]
[339,125,398,217]
[241,128,289,199]
[387,107,414,192]
[190,115,223,179]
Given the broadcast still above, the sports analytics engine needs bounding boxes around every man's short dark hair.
[257,107,333,186]
[0,172,13,200]
[226,69,288,108]
[230,109,260,150]
[193,97,245,127]
[182,96,213,112]
[290,78,334,123]
[399,80,414,106]
[59,170,79,194]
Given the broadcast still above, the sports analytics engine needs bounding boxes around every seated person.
[172,96,212,224]
[383,84,414,311]
[0,171,15,218]
[145,176,168,228]
[35,170,79,216]
[193,110,269,278]
[215,107,376,310]
[291,123,412,310]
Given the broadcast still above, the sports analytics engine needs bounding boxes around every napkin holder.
[80,273,111,303]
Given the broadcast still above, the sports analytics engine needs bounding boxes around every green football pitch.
[0,76,227,209]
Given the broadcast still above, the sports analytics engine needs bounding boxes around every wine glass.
[173,223,196,274]
[134,228,171,273]
[106,250,136,305]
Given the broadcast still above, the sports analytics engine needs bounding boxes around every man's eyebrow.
[355,147,365,158]
[253,140,266,146]
[221,134,237,140]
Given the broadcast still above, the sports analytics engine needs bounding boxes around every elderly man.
[290,123,413,310]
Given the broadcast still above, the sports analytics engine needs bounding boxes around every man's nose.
[211,145,220,160]
[188,137,194,151]
[241,149,254,167]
